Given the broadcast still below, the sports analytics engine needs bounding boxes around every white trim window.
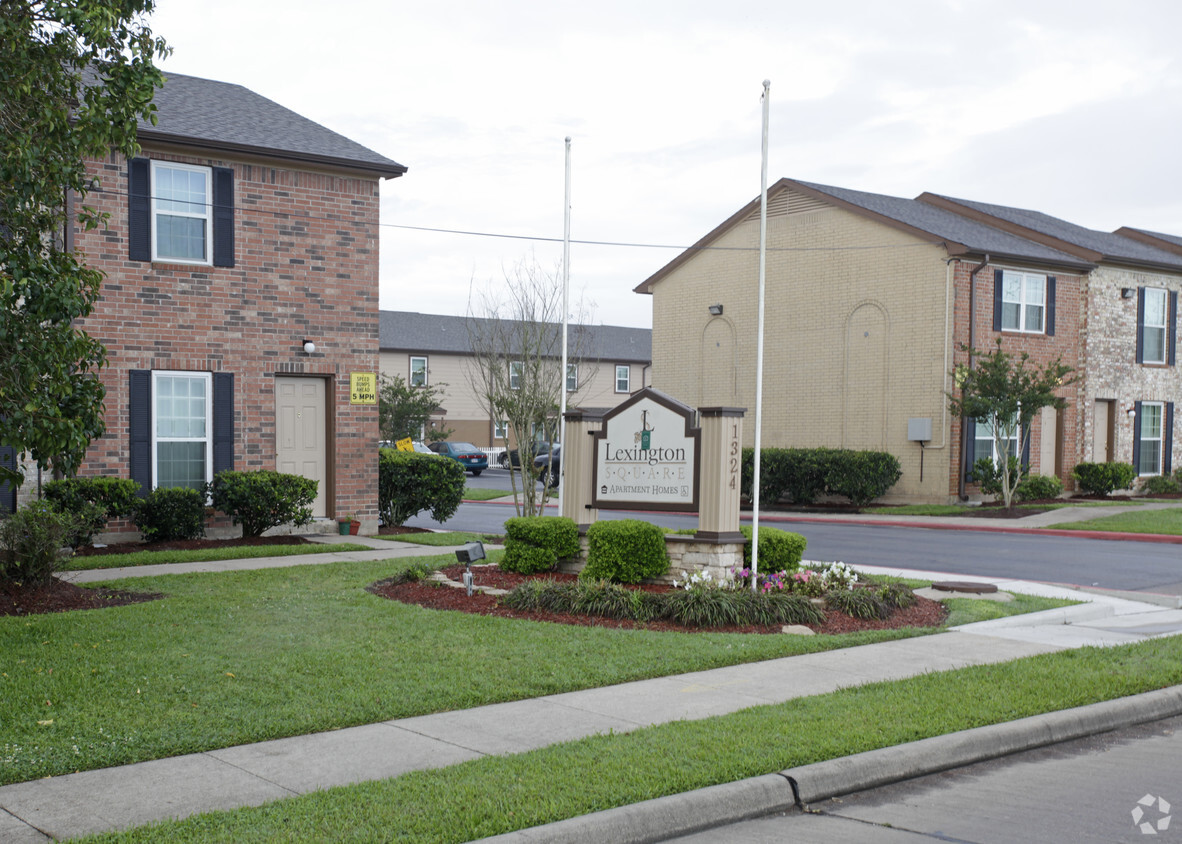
[1137,402,1164,476]
[493,420,508,440]
[509,361,522,390]
[151,161,212,264]
[410,356,428,387]
[152,371,212,491]
[974,415,1018,465]
[1001,271,1046,333]
[1142,288,1168,365]
[615,364,630,393]
[566,363,578,392]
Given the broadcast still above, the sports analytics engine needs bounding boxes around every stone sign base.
[557,535,745,587]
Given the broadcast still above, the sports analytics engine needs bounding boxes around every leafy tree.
[465,259,594,516]
[948,339,1076,509]
[0,1,169,487]
[377,375,452,443]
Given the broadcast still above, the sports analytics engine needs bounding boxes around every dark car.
[427,441,488,475]
[532,445,561,488]
[497,441,553,469]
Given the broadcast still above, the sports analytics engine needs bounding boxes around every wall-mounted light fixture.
[1121,288,1135,299]
[707,303,724,316]
[302,340,316,355]
[1127,407,1137,419]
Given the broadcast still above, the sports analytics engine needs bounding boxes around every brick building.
[7,73,406,530]
[636,179,1180,503]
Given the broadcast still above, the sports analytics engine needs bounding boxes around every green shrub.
[824,588,890,620]
[43,477,140,519]
[209,470,317,537]
[581,519,669,583]
[379,449,464,527]
[739,525,806,573]
[825,450,903,507]
[0,501,75,585]
[56,500,109,549]
[134,487,207,542]
[1072,462,1136,497]
[876,581,917,610]
[970,456,1024,501]
[501,516,580,574]
[1015,473,1064,501]
[1140,474,1182,495]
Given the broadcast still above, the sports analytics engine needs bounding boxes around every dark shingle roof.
[137,72,406,178]
[923,194,1182,271]
[379,311,652,362]
[793,181,1092,268]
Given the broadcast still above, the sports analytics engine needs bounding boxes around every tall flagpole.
[558,136,571,508]
[751,80,769,590]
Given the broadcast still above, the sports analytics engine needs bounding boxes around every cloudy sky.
[149,0,1182,328]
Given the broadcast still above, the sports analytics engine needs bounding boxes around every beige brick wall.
[649,201,954,502]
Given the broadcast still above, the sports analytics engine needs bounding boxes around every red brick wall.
[948,261,1086,497]
[73,147,381,523]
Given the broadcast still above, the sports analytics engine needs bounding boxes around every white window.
[566,363,578,392]
[1138,402,1164,476]
[152,371,212,491]
[1142,288,1168,365]
[410,356,428,387]
[151,161,211,264]
[615,364,630,393]
[1001,271,1045,333]
[493,420,508,440]
[509,361,522,390]
[974,415,1018,465]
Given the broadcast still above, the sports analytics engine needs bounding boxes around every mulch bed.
[0,579,162,617]
[369,564,948,635]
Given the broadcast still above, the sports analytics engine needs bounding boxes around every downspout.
[958,254,990,500]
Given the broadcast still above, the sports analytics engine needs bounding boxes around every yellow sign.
[349,372,377,404]
[395,437,414,452]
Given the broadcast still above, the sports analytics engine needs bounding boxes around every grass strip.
[60,542,373,571]
[1053,507,1182,536]
[79,636,1182,843]
[385,531,499,547]
[462,487,514,501]
[862,501,1146,516]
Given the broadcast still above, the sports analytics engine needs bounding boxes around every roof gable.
[137,72,406,178]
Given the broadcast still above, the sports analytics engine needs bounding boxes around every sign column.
[697,407,746,542]
[560,409,602,531]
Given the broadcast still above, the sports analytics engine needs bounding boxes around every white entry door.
[275,376,327,517]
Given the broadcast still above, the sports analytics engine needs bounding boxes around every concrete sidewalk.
[4,558,1182,842]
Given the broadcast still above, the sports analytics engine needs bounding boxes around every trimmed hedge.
[1140,474,1182,495]
[0,501,75,585]
[740,525,806,573]
[379,448,465,527]
[1072,462,1136,497]
[209,470,317,537]
[741,447,902,507]
[581,519,669,583]
[43,477,140,519]
[502,516,580,574]
[1015,473,1064,501]
[134,487,207,542]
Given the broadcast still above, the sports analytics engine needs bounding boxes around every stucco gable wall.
[649,202,951,501]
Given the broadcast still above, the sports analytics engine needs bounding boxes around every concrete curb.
[478,685,1182,844]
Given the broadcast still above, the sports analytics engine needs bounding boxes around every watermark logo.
[1132,794,1172,835]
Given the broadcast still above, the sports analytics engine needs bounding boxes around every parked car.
[412,440,434,454]
[428,441,488,475]
[532,445,561,488]
[498,441,553,469]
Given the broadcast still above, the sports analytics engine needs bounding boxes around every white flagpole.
[558,136,571,509]
[751,80,769,591]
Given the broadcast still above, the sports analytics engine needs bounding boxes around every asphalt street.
[663,715,1182,844]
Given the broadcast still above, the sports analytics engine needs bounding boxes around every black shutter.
[964,418,976,481]
[212,167,235,268]
[1021,424,1031,470]
[1132,401,1143,471]
[992,269,1004,332]
[0,443,16,514]
[129,370,152,496]
[1136,288,1146,364]
[1169,291,1178,367]
[212,372,235,475]
[1045,276,1056,336]
[1165,403,1175,477]
[128,158,151,262]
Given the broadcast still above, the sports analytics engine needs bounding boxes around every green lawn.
[61,542,372,571]
[462,487,513,501]
[80,636,1182,843]
[2,555,952,786]
[863,501,1147,517]
[1054,507,1182,536]
[385,531,500,547]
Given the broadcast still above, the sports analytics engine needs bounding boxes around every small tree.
[377,375,452,443]
[465,259,594,516]
[949,339,1076,509]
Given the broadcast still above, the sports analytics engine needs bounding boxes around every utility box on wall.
[907,417,932,442]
